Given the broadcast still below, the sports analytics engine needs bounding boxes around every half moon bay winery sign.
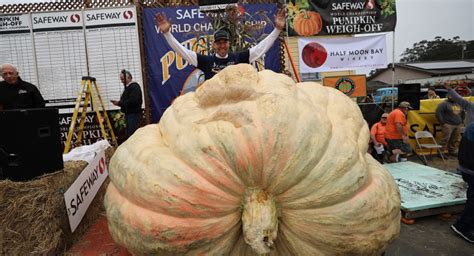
[287,0,396,36]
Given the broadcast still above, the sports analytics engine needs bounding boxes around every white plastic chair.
[414,131,446,165]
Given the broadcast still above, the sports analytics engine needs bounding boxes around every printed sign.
[323,75,366,97]
[0,13,36,84]
[287,0,396,36]
[85,7,136,26]
[298,34,387,72]
[58,111,119,149]
[32,11,83,31]
[64,150,108,232]
[0,14,30,33]
[1,7,142,117]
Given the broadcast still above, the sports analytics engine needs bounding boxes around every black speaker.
[0,108,64,181]
[398,83,421,110]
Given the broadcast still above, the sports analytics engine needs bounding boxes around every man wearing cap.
[370,113,389,163]
[155,8,286,80]
[436,94,464,155]
[384,101,413,162]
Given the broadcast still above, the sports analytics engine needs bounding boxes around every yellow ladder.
[64,76,117,153]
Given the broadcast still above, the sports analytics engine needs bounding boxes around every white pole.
[81,7,90,77]
[29,12,40,88]
[391,31,395,110]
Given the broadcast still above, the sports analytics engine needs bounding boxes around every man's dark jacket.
[0,78,45,110]
[119,82,142,114]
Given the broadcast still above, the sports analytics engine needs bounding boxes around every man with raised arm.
[155,8,286,80]
[443,83,474,125]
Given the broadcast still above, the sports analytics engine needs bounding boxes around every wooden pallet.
[384,161,467,224]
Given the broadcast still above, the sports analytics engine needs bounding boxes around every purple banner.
[143,4,281,122]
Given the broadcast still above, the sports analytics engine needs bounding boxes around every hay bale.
[0,148,114,255]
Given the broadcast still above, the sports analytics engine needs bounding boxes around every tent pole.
[391,31,396,110]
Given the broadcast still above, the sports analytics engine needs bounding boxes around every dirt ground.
[385,155,474,256]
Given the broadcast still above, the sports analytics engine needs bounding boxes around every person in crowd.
[423,87,440,99]
[450,122,474,244]
[155,8,286,80]
[365,94,374,103]
[370,113,389,163]
[443,84,474,125]
[435,94,464,156]
[0,63,45,110]
[111,70,143,139]
[384,101,413,162]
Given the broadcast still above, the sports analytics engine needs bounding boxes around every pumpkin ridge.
[108,129,243,218]
[277,220,328,255]
[277,136,363,208]
[105,184,243,251]
[276,168,399,253]
[107,181,240,219]
[162,126,247,198]
[260,96,331,194]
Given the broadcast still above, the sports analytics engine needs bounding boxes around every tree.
[400,36,474,62]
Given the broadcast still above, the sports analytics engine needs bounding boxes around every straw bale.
[0,148,114,255]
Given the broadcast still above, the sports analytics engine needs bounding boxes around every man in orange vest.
[370,113,388,163]
[385,101,413,162]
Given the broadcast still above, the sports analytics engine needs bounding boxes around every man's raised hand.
[155,12,171,33]
[274,8,287,31]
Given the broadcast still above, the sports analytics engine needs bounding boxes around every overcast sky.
[391,0,474,61]
[1,0,473,63]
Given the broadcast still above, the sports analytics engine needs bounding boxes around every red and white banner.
[64,149,108,232]
[298,34,387,73]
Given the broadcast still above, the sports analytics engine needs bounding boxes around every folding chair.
[414,131,446,165]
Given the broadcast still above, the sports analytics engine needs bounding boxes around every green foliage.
[378,0,396,17]
[113,111,126,131]
[400,37,474,62]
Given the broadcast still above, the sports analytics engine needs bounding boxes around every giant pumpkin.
[105,64,400,255]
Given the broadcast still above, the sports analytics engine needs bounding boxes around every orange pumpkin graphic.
[293,10,323,36]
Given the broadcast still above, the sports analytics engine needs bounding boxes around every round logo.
[123,10,133,20]
[302,42,327,68]
[70,14,81,23]
[335,77,355,95]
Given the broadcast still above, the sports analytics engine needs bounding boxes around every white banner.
[32,10,83,30]
[85,7,136,26]
[298,35,387,73]
[64,150,108,232]
[0,14,31,32]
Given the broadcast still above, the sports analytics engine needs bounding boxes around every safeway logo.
[98,157,106,174]
[70,14,81,23]
[123,10,133,20]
